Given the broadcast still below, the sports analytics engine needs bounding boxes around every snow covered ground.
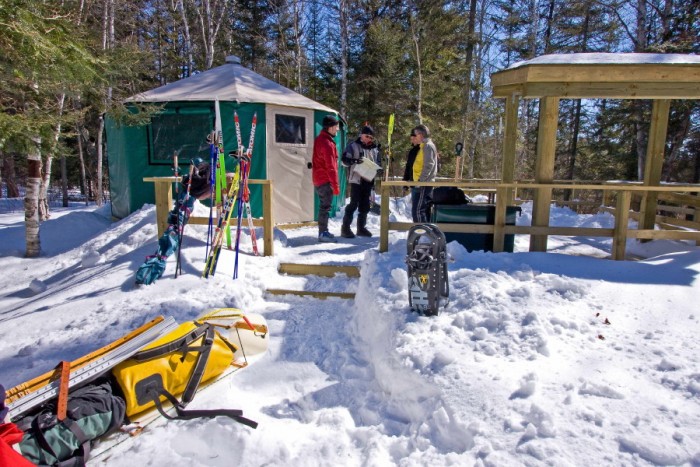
[1,196,699,466]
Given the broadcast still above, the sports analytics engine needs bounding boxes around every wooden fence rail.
[143,177,274,257]
[379,181,700,260]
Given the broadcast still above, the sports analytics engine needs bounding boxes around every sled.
[7,308,269,463]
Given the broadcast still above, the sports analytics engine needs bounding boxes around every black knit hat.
[361,125,374,137]
[322,115,339,128]
[184,159,211,198]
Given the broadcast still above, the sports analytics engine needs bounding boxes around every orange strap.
[56,361,71,421]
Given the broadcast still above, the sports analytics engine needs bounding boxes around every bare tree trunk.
[61,153,68,207]
[339,0,348,119]
[293,0,304,93]
[25,138,42,257]
[2,153,20,198]
[194,0,229,69]
[410,15,423,123]
[634,0,648,181]
[173,0,194,76]
[460,0,478,178]
[96,114,105,206]
[77,125,89,205]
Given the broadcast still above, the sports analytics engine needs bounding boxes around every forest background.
[1,0,698,226]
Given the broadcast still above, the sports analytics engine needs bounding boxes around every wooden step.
[265,289,355,300]
[278,263,360,278]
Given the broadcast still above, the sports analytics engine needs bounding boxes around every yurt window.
[148,107,213,164]
[275,114,306,145]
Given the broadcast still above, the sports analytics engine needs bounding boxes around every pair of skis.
[202,111,258,278]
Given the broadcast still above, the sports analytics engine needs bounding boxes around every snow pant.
[342,181,372,229]
[411,186,433,223]
[315,182,334,234]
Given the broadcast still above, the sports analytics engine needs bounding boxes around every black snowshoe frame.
[405,223,449,316]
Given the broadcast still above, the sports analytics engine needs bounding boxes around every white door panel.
[266,106,314,223]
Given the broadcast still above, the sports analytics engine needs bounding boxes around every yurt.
[106,55,346,224]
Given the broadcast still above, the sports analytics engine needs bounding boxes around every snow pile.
[1,199,699,466]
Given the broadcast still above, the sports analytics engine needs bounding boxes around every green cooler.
[431,204,521,252]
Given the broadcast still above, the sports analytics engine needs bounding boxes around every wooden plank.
[629,230,700,241]
[494,82,700,99]
[491,64,700,87]
[276,221,317,230]
[612,191,631,260]
[279,263,360,278]
[265,289,355,300]
[639,100,671,231]
[379,180,700,193]
[508,226,614,237]
[262,180,274,257]
[379,185,390,253]
[656,191,700,209]
[501,94,519,205]
[493,188,508,252]
[530,96,559,252]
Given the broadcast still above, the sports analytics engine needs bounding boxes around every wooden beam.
[491,64,700,87]
[639,100,671,231]
[501,94,519,199]
[265,289,355,300]
[493,82,700,99]
[279,263,360,278]
[262,180,274,257]
[629,230,700,241]
[530,96,559,252]
[379,184,390,253]
[612,191,631,260]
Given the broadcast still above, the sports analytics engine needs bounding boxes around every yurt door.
[266,105,315,223]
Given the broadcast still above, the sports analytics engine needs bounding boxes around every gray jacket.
[417,138,438,182]
[341,138,380,184]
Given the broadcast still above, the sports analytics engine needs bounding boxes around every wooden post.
[612,190,631,260]
[493,186,507,252]
[502,94,519,204]
[530,97,559,252]
[143,177,176,238]
[379,184,390,252]
[639,99,670,232]
[262,180,274,257]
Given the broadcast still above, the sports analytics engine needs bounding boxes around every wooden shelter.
[490,53,700,252]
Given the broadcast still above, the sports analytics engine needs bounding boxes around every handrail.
[143,177,274,257]
[379,181,700,260]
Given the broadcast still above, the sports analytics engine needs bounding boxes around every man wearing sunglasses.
[404,125,437,222]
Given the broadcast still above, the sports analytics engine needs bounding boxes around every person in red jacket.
[1,385,36,466]
[312,115,341,242]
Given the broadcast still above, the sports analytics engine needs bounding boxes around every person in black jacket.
[340,125,380,238]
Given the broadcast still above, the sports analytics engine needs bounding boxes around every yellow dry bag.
[112,321,236,418]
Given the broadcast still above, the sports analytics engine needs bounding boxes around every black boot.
[341,223,355,238]
[356,212,372,237]
[341,210,355,238]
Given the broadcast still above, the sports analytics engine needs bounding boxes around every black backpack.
[16,381,125,467]
[431,187,470,205]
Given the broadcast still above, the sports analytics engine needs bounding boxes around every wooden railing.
[379,180,700,260]
[143,177,275,256]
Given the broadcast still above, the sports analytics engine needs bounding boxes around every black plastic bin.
[431,204,521,252]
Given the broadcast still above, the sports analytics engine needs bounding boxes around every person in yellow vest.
[409,124,438,222]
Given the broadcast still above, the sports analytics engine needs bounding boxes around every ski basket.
[16,381,125,467]
[112,321,256,428]
[406,223,449,316]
